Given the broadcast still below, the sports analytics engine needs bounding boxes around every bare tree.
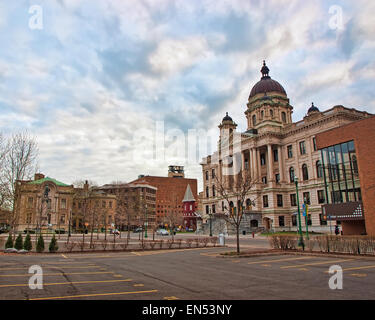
[165,192,183,239]
[0,132,39,234]
[214,167,258,254]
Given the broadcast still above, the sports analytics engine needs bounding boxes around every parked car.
[156,229,169,236]
[133,227,143,233]
[110,229,120,235]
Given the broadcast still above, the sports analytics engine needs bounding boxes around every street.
[1,239,375,300]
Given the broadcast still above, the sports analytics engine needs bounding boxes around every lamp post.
[144,204,148,239]
[209,208,213,237]
[294,176,304,249]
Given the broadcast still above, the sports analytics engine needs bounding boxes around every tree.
[5,234,13,249]
[49,234,59,252]
[214,166,258,254]
[165,192,183,240]
[0,131,39,234]
[24,233,32,251]
[36,234,45,253]
[14,233,23,250]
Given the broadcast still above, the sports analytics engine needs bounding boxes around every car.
[110,229,120,235]
[133,227,143,233]
[156,229,169,236]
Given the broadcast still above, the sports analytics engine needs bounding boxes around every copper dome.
[249,61,287,99]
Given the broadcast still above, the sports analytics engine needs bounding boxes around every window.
[222,201,224,211]
[109,201,112,208]
[206,186,209,198]
[246,199,252,209]
[262,176,267,184]
[290,194,297,206]
[252,115,256,126]
[302,164,309,181]
[206,205,209,215]
[27,197,34,209]
[289,167,295,183]
[312,137,317,151]
[317,190,325,204]
[26,212,32,224]
[212,185,215,197]
[263,195,269,208]
[275,173,280,183]
[281,112,286,123]
[261,110,264,119]
[212,204,216,214]
[273,149,278,162]
[205,171,209,181]
[351,155,358,175]
[60,214,65,224]
[303,192,310,205]
[299,141,306,155]
[270,109,274,117]
[102,201,106,208]
[316,160,323,178]
[287,145,293,158]
[278,216,285,227]
[260,153,266,166]
[277,194,283,207]
[61,198,67,209]
[212,169,215,179]
[292,215,297,226]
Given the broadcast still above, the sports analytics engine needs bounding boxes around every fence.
[269,235,375,255]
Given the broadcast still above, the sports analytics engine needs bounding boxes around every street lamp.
[294,176,304,249]
[144,204,148,239]
[209,208,213,237]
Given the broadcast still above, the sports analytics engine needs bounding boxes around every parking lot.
[0,246,375,300]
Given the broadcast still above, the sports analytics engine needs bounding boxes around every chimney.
[84,180,89,191]
[34,173,45,181]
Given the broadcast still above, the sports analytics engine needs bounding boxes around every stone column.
[278,145,285,182]
[267,144,274,182]
[256,148,261,181]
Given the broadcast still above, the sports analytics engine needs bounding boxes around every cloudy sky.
[0,0,374,191]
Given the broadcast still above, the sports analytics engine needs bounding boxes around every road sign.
[302,204,306,217]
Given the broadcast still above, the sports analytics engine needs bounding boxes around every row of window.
[278,214,327,227]
[205,168,216,181]
[252,111,288,126]
[262,190,325,208]
[27,197,67,209]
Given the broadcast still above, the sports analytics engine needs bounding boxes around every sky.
[0,0,374,192]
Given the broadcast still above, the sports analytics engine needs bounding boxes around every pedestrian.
[335,225,339,236]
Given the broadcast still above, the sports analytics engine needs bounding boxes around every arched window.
[281,112,286,123]
[246,198,252,209]
[252,115,256,126]
[289,167,295,183]
[206,186,209,198]
[261,110,264,119]
[212,185,215,197]
[302,164,309,181]
[205,171,209,180]
[316,160,323,178]
[270,109,274,118]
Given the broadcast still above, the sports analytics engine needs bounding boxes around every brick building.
[316,116,375,235]
[13,173,74,232]
[201,61,372,234]
[130,166,198,228]
[95,182,157,231]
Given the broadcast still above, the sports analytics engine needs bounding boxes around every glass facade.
[321,140,361,204]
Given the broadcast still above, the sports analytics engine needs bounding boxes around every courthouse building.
[201,61,372,234]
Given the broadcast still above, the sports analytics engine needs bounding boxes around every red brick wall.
[130,176,198,221]
[316,116,375,235]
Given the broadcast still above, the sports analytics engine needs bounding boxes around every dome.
[222,112,233,122]
[308,102,320,113]
[249,61,287,99]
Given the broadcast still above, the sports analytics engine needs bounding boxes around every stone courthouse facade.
[201,62,372,234]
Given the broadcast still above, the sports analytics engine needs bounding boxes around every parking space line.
[0,271,114,277]
[281,259,353,269]
[0,266,101,271]
[0,279,133,288]
[247,256,313,265]
[28,289,158,300]
[324,265,375,273]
